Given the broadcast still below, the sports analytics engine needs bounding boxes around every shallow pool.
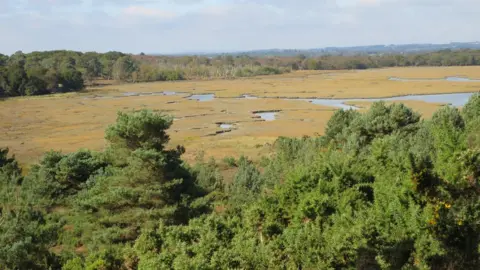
[241,94,259,99]
[188,94,215,101]
[309,99,358,110]
[255,112,277,121]
[220,124,233,129]
[389,76,480,82]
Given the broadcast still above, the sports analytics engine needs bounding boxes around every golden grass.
[107,66,480,98]
[2,66,479,166]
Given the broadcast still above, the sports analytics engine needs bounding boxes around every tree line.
[136,49,480,75]
[1,94,480,269]
[0,51,288,97]
[2,49,480,97]
[273,49,480,70]
[0,51,84,96]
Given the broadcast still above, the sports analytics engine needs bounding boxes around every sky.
[0,0,478,54]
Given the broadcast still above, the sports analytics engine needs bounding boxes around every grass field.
[2,66,480,167]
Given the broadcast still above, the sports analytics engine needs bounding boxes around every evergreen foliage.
[1,96,480,269]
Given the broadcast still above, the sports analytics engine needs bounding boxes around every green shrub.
[222,156,237,167]
[3,96,480,269]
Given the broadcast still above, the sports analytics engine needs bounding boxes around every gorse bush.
[1,94,480,269]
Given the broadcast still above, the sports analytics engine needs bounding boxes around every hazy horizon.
[2,40,480,56]
[1,0,479,55]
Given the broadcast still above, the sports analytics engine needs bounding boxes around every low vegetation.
[1,93,480,269]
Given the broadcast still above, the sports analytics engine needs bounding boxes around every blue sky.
[0,0,478,54]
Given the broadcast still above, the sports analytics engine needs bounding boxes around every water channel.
[88,90,479,119]
[189,92,477,110]
[389,76,480,82]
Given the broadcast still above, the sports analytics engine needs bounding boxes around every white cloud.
[122,5,176,18]
[0,0,479,54]
[0,1,10,15]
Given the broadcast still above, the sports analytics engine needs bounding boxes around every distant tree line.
[276,49,480,70]
[155,49,480,72]
[2,49,480,97]
[210,42,480,57]
[0,50,290,97]
[0,51,84,96]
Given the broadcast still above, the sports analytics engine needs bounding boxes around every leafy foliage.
[2,97,480,269]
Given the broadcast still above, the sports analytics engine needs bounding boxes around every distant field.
[2,66,480,167]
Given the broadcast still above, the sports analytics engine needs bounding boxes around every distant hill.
[163,42,480,57]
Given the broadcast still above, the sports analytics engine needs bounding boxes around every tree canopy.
[2,95,480,269]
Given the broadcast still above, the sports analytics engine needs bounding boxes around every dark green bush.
[2,97,480,269]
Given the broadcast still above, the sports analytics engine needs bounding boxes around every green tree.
[59,68,84,91]
[462,93,480,125]
[8,50,26,66]
[24,66,48,95]
[81,54,102,83]
[24,150,107,202]
[0,53,8,66]
[323,109,360,145]
[5,62,28,96]
[0,150,60,269]
[100,51,125,79]
[112,56,136,81]
[463,94,480,148]
[69,110,207,254]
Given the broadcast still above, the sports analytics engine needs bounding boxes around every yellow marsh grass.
[108,66,480,98]
[1,66,479,166]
